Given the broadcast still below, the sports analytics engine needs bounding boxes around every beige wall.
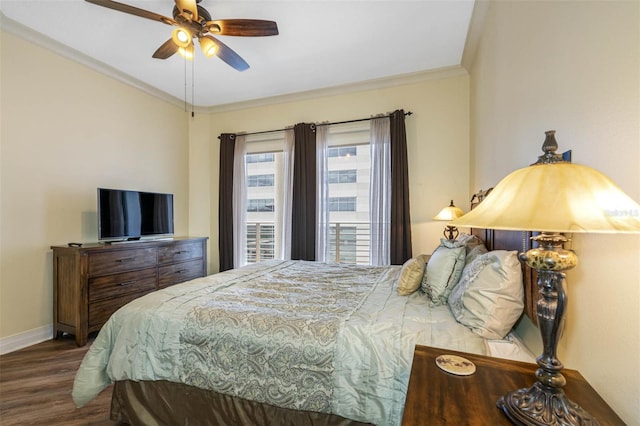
[0,27,471,347]
[8,1,635,420]
[191,73,471,273]
[0,31,189,343]
[469,1,640,423]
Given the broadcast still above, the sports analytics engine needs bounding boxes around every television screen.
[98,188,174,241]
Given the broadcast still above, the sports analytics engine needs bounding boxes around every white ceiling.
[1,0,476,109]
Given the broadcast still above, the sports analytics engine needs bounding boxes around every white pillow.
[448,250,524,339]
[421,245,465,306]
[397,254,429,296]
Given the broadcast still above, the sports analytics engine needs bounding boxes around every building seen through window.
[244,124,371,265]
[248,174,275,187]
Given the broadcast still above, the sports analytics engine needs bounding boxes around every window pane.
[327,169,357,184]
[329,196,356,212]
[247,198,275,212]
[245,144,282,264]
[245,223,275,263]
[246,224,257,263]
[327,146,357,158]
[326,138,371,265]
[246,153,275,163]
[328,224,370,264]
[247,174,275,187]
[258,224,275,261]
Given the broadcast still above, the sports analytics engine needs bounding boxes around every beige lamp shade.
[451,162,640,233]
[433,200,464,221]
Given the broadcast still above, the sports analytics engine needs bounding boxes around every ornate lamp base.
[498,232,600,426]
[498,382,600,425]
[443,225,459,240]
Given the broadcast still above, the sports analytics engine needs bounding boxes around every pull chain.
[183,52,187,112]
[191,50,195,117]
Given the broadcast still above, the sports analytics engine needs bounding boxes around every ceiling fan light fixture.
[177,44,194,60]
[199,37,218,57]
[84,0,279,71]
[172,27,192,48]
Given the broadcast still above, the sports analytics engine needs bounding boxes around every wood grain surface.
[402,345,625,425]
[0,335,117,425]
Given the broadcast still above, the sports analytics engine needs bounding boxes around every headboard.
[470,190,538,326]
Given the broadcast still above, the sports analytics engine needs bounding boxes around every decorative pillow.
[420,245,466,305]
[448,250,524,340]
[457,233,483,249]
[397,254,429,296]
[441,233,487,265]
[466,244,489,265]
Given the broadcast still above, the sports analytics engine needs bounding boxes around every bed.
[72,227,537,426]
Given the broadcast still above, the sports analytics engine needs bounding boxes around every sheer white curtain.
[277,128,295,260]
[315,124,329,262]
[369,116,391,266]
[232,134,247,268]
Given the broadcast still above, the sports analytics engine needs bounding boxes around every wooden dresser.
[51,237,208,346]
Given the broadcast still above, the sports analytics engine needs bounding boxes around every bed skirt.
[110,380,373,426]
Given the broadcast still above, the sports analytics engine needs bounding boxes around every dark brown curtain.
[290,123,317,260]
[390,110,412,264]
[218,133,236,272]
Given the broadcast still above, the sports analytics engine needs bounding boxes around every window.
[329,196,357,212]
[246,153,275,163]
[247,174,275,187]
[243,132,287,265]
[324,123,372,264]
[327,169,357,184]
[328,146,357,158]
[247,198,275,212]
[238,124,374,266]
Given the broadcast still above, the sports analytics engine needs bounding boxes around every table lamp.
[433,200,464,240]
[451,130,640,425]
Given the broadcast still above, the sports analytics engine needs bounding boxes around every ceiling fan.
[85,0,279,71]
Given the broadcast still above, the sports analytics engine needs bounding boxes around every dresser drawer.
[89,247,157,276]
[158,241,203,265]
[89,267,157,303]
[158,259,204,288]
[89,290,151,329]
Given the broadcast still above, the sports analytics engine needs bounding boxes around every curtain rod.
[223,111,413,138]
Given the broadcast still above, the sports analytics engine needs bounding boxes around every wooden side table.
[402,345,625,425]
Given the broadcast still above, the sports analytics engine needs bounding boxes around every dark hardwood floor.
[0,334,117,425]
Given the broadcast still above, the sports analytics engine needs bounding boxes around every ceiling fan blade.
[175,0,198,21]
[85,0,176,26]
[152,39,179,59]
[206,19,279,37]
[204,35,249,71]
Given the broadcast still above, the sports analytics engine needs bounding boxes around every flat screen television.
[98,188,174,241]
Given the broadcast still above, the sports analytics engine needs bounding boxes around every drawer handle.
[175,269,187,274]
[119,280,136,286]
[116,257,135,263]
[175,251,188,255]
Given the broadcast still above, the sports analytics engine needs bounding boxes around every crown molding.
[0,12,185,109]
[203,65,469,114]
[2,11,469,114]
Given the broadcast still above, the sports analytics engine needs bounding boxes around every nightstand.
[402,345,624,425]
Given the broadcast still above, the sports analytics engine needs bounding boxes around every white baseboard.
[0,325,53,355]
